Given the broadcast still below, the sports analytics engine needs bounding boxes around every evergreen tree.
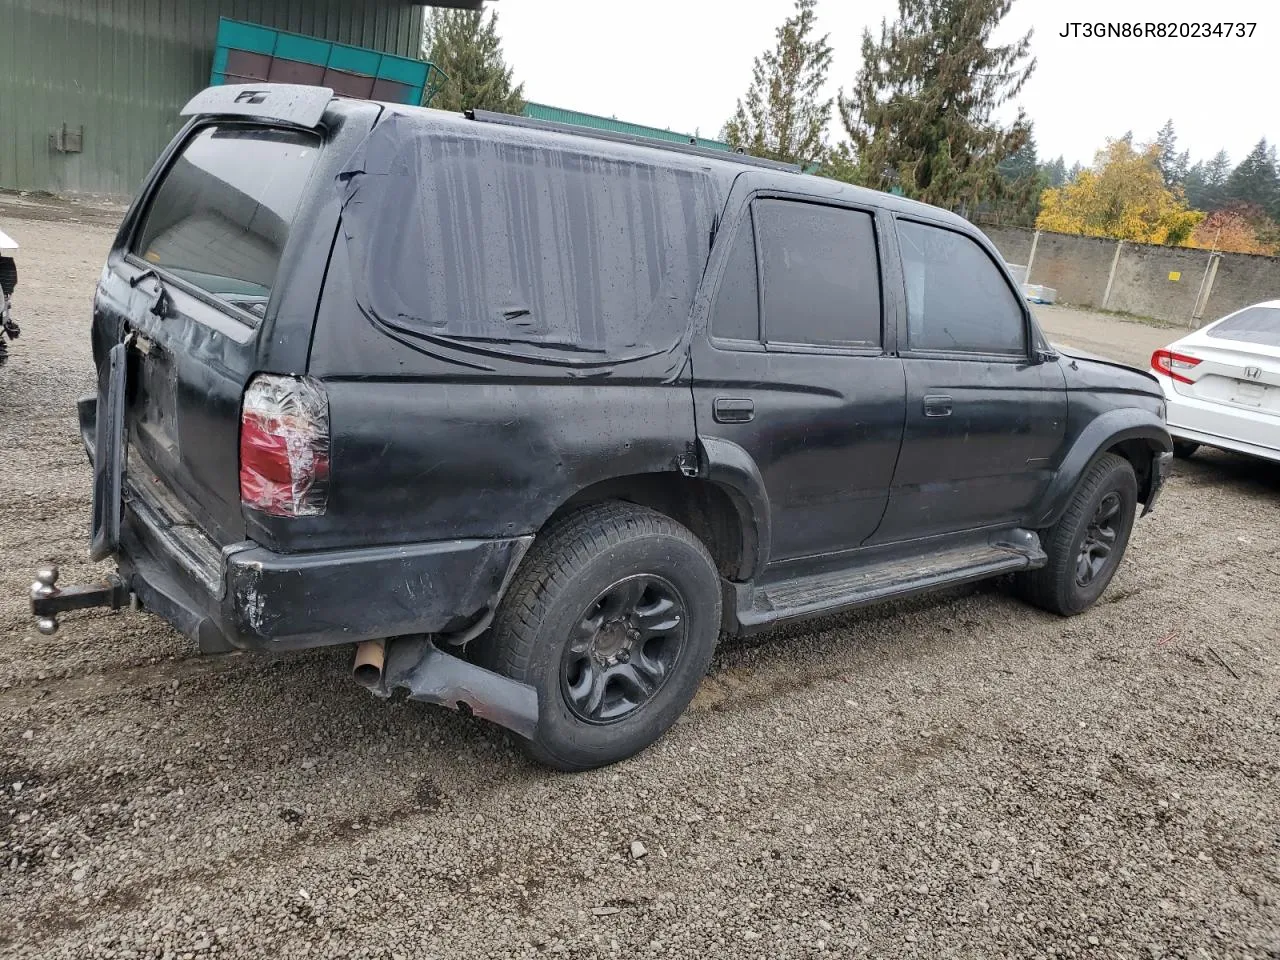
[1225,139,1280,220]
[995,129,1046,223]
[424,7,524,114]
[1153,119,1190,189]
[722,0,834,166]
[838,0,1036,211]
[1042,155,1067,188]
[1182,160,1209,209]
[1067,161,1084,183]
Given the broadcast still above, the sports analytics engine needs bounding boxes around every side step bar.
[735,531,1046,634]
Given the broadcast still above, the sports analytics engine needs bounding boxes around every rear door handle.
[923,394,952,417]
[713,397,754,423]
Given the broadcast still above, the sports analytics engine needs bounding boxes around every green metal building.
[0,0,476,198]
[521,102,738,155]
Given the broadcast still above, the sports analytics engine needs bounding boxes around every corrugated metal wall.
[0,0,424,197]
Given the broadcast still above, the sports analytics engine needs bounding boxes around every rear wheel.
[1017,453,1138,616]
[1172,439,1200,459]
[483,502,722,771]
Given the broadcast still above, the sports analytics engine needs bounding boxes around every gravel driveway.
[2,207,1277,960]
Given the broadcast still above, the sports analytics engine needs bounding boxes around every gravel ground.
[1,208,1278,960]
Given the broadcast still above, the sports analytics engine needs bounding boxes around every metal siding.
[0,0,426,196]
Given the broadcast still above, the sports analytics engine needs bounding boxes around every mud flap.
[90,339,128,561]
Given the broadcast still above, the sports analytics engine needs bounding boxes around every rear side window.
[1206,306,1280,347]
[710,219,761,342]
[898,220,1025,356]
[336,119,719,365]
[755,200,882,348]
[134,124,320,317]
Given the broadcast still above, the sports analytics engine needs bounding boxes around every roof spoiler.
[180,84,334,128]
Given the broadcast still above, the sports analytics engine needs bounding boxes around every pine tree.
[1182,160,1209,209]
[1153,119,1190,189]
[1226,139,1280,220]
[838,0,1036,211]
[424,8,524,114]
[1042,156,1067,188]
[995,129,1046,224]
[722,0,834,166]
[1067,161,1084,183]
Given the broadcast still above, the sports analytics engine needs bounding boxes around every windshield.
[1206,306,1280,348]
[133,124,320,316]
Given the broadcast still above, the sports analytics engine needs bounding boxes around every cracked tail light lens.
[1150,349,1201,384]
[239,374,330,517]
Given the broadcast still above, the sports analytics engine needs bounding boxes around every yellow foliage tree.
[1036,139,1204,245]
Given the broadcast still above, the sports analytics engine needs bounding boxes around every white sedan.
[1150,300,1280,463]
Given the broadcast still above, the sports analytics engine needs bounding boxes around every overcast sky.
[494,0,1273,171]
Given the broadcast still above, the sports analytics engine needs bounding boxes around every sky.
[493,0,1274,171]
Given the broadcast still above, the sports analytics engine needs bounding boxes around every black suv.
[31,85,1172,770]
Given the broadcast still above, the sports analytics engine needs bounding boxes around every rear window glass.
[134,124,320,317]
[1206,306,1280,347]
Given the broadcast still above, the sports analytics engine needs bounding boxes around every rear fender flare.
[1032,409,1172,528]
[697,436,771,581]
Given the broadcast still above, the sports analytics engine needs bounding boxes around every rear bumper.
[1162,382,1280,462]
[76,393,533,653]
[119,499,531,653]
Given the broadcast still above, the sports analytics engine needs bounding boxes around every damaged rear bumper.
[55,393,533,654]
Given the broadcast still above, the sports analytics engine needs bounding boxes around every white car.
[1151,301,1280,463]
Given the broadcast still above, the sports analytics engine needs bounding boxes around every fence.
[980,226,1280,326]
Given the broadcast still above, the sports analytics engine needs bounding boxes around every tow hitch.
[29,565,133,635]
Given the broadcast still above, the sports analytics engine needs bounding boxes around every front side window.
[898,220,1026,356]
[755,199,882,348]
[134,124,320,318]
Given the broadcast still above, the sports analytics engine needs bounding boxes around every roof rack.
[465,109,801,174]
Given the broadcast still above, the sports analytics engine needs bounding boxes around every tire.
[1172,439,1199,459]
[1016,453,1138,617]
[483,502,722,771]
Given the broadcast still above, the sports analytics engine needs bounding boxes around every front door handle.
[923,394,952,417]
[713,397,754,423]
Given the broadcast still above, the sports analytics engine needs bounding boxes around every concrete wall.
[980,225,1280,325]
[981,226,1034,266]
[1202,251,1280,320]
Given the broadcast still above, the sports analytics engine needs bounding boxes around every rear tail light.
[1151,349,1201,384]
[239,374,330,517]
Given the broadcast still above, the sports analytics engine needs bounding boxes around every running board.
[735,533,1046,633]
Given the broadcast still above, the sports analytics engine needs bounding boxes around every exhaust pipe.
[352,639,386,689]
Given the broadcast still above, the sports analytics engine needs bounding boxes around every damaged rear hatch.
[88,111,332,567]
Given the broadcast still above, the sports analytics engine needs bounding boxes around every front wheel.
[1017,453,1138,616]
[482,502,722,771]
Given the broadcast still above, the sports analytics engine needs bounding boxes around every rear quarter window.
[134,124,320,317]
[335,115,720,366]
[1206,306,1280,348]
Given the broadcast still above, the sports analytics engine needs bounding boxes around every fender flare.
[697,436,771,582]
[1032,408,1172,529]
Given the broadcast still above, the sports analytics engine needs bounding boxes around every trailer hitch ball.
[31,565,60,635]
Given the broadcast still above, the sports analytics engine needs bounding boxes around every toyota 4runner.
[30,84,1173,770]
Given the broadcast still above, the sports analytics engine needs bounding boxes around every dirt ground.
[1,208,1278,960]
